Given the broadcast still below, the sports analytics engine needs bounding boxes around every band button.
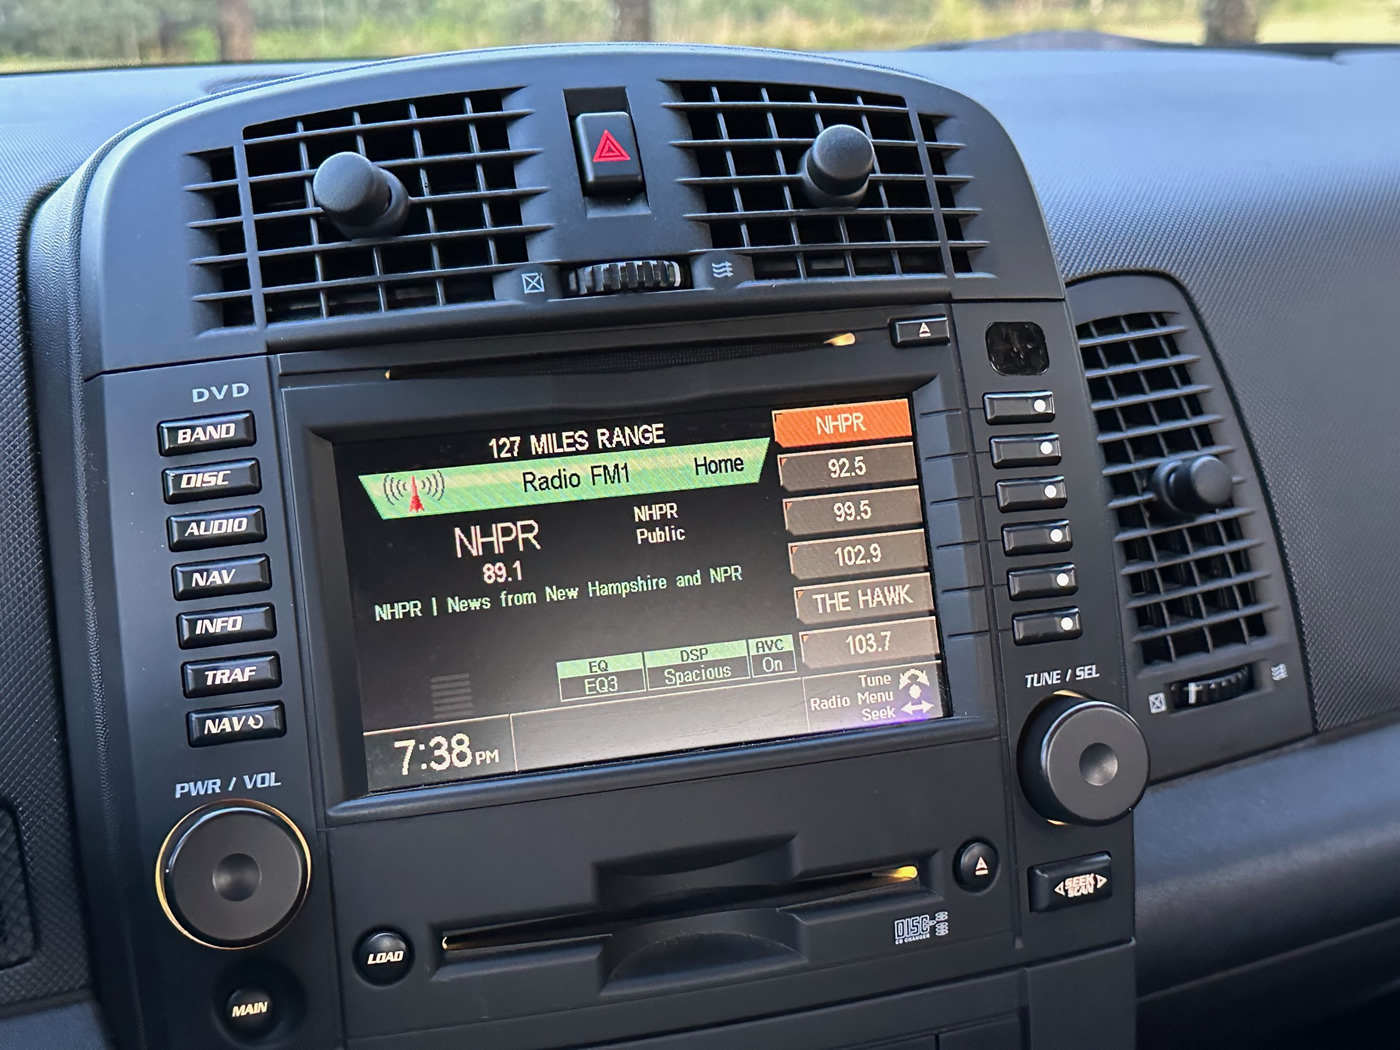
[159,412,255,456]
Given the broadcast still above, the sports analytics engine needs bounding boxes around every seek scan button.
[574,112,643,196]
[188,702,285,747]
[772,399,912,449]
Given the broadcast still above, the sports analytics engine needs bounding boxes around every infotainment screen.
[335,397,946,792]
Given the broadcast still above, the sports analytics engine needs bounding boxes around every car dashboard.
[0,41,1397,1050]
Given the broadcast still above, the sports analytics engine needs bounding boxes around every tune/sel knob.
[156,800,310,949]
[1019,694,1149,825]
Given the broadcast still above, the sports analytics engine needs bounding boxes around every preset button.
[1007,564,1078,600]
[989,434,1061,468]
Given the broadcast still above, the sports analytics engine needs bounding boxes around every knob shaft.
[1019,695,1149,825]
[1152,454,1233,516]
[157,801,310,949]
[312,152,410,239]
[800,125,875,207]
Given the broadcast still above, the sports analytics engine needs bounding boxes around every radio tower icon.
[382,470,445,513]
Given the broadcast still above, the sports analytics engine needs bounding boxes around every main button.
[224,986,276,1038]
[996,476,1067,512]
[1008,564,1078,600]
[159,412,255,456]
[168,507,266,552]
[1012,608,1082,645]
[890,316,950,346]
[778,442,917,494]
[772,399,911,449]
[177,605,276,650]
[188,702,286,747]
[183,653,281,699]
[173,555,272,601]
[162,459,261,504]
[1002,520,1072,556]
[1029,852,1113,912]
[984,391,1055,424]
[990,434,1062,468]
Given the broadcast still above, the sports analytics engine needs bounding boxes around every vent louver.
[188,148,254,329]
[668,82,985,281]
[1076,311,1275,667]
[197,89,547,326]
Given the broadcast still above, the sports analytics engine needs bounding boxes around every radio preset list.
[338,397,948,791]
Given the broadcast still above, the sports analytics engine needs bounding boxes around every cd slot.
[441,861,925,958]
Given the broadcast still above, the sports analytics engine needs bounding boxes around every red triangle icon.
[592,129,632,163]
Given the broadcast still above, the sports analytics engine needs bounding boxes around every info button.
[772,399,912,449]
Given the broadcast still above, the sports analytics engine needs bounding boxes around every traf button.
[574,112,644,196]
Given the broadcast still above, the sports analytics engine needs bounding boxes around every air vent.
[668,82,985,281]
[227,89,546,325]
[188,148,254,330]
[1076,311,1275,667]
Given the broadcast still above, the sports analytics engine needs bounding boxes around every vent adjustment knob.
[1152,454,1233,515]
[312,151,410,239]
[800,125,875,207]
[1019,695,1149,825]
[568,259,683,296]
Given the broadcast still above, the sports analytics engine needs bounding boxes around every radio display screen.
[335,397,946,792]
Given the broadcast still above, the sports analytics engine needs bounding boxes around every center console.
[29,46,1143,1049]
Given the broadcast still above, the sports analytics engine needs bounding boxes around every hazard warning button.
[573,111,644,197]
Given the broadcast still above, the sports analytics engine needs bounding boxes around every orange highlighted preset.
[772,399,913,449]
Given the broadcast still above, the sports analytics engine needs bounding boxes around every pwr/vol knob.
[157,800,310,949]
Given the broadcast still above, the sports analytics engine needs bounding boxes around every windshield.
[0,0,1393,73]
